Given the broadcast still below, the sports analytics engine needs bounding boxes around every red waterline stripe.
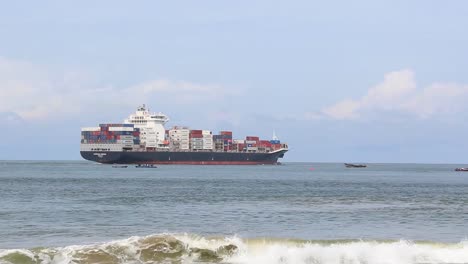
[135,161,277,165]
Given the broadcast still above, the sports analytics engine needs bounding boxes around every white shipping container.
[171,131,188,134]
[109,127,134,132]
[171,135,189,139]
[170,129,190,134]
[81,127,101,132]
[234,139,245,144]
[202,130,212,135]
[245,140,257,144]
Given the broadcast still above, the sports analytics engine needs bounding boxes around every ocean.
[0,161,467,264]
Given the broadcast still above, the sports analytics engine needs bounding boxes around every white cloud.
[0,57,237,121]
[320,69,468,120]
[0,112,24,124]
[322,99,360,120]
[125,79,235,104]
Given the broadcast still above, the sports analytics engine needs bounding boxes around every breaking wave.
[1,234,468,264]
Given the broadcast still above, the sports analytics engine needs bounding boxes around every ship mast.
[272,130,279,140]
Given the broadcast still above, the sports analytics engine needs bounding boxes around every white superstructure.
[124,104,169,148]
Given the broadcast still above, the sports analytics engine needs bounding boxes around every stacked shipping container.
[168,127,190,150]
[202,130,213,150]
[81,124,140,151]
[212,131,233,151]
[83,124,286,153]
[188,130,213,150]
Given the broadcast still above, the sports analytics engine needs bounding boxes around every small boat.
[455,168,468,172]
[135,164,158,168]
[112,165,128,168]
[344,163,367,168]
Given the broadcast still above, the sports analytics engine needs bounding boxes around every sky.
[1,0,468,163]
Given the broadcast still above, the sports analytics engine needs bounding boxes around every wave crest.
[1,234,467,264]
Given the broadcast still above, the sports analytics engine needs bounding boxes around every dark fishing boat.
[344,163,367,168]
[136,164,157,168]
[454,168,468,172]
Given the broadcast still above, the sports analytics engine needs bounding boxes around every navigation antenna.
[272,130,279,140]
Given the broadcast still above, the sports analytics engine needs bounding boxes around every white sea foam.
[1,234,467,264]
[227,239,468,264]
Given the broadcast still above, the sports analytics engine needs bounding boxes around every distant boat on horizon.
[344,163,367,168]
[454,167,468,172]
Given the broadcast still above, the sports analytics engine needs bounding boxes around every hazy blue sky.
[1,1,468,162]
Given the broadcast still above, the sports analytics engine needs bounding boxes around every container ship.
[80,105,288,165]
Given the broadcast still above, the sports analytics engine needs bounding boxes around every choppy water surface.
[0,161,467,264]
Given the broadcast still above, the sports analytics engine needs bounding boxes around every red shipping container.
[191,134,203,138]
[220,131,233,136]
[190,130,203,134]
[246,136,260,141]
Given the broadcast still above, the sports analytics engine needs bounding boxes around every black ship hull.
[80,149,288,165]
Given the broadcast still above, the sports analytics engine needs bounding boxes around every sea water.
[0,161,467,264]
